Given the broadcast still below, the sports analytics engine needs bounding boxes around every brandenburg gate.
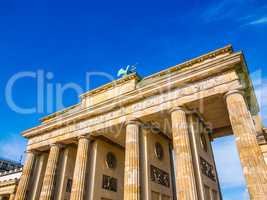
[14,45,267,200]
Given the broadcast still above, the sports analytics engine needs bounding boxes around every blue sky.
[0,0,267,199]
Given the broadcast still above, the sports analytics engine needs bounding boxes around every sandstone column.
[15,150,36,200]
[9,194,15,200]
[124,120,140,200]
[225,90,267,199]
[30,153,48,200]
[70,136,90,200]
[39,144,61,200]
[170,107,198,200]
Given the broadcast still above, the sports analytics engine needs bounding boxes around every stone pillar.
[30,153,48,200]
[39,144,61,200]
[225,90,267,199]
[9,194,15,200]
[170,107,198,200]
[15,150,36,200]
[70,136,90,200]
[124,120,140,200]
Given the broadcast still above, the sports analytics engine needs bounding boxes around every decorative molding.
[50,143,64,149]
[224,89,245,100]
[0,168,23,177]
[125,119,142,126]
[143,45,233,82]
[77,135,91,140]
[169,106,189,114]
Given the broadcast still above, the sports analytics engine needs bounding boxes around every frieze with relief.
[150,165,170,187]
[200,157,216,181]
[102,175,117,192]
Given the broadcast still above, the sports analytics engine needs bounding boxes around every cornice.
[0,168,22,177]
[143,44,233,82]
[240,53,260,115]
[224,89,245,99]
[0,179,18,186]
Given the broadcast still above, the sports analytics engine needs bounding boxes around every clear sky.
[0,0,266,199]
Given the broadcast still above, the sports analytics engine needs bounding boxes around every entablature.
[22,45,260,151]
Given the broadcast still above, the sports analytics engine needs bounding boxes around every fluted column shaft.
[70,136,90,200]
[39,144,61,200]
[170,107,198,200]
[225,90,267,199]
[15,151,36,200]
[9,194,15,200]
[124,120,140,200]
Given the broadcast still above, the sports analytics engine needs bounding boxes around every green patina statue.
[117,64,137,78]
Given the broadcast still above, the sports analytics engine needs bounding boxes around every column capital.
[25,149,39,154]
[70,133,90,200]
[224,89,245,99]
[27,149,45,157]
[77,134,91,140]
[50,143,64,149]
[169,106,188,114]
[125,118,142,126]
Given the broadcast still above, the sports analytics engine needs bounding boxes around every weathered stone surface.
[9,194,15,200]
[81,75,139,108]
[15,151,35,200]
[30,153,48,200]
[39,144,61,200]
[225,90,267,199]
[124,120,140,200]
[170,107,198,199]
[70,136,90,200]
[88,139,125,199]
